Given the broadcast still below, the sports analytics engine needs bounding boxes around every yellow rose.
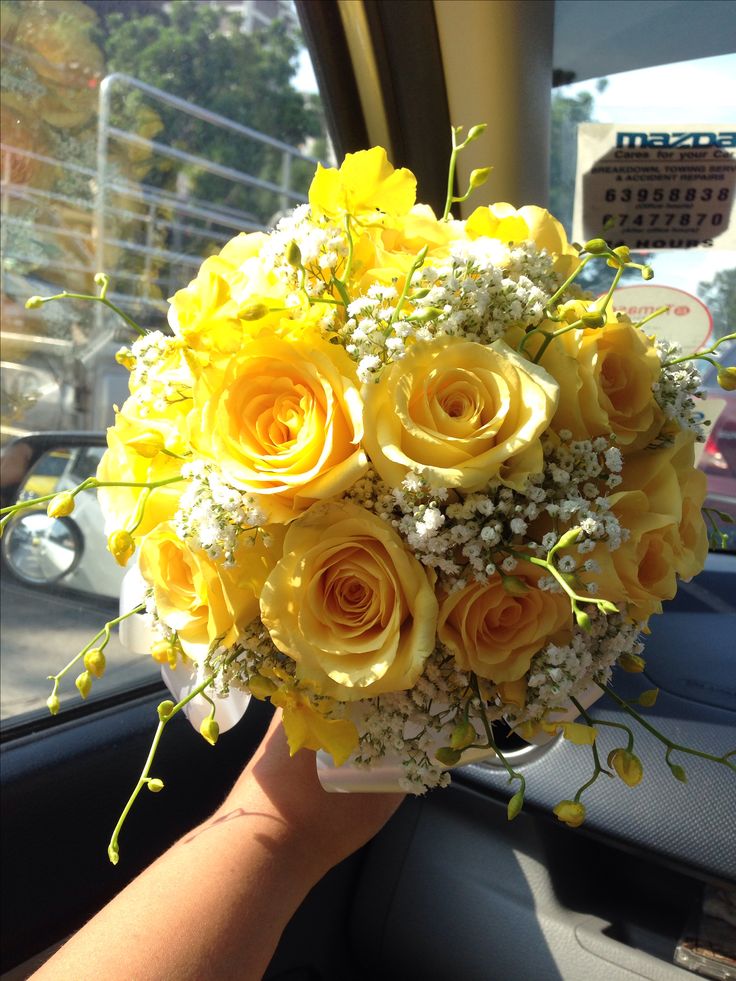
[466,203,580,277]
[270,686,359,766]
[139,523,282,661]
[577,490,678,622]
[111,387,191,459]
[363,336,558,492]
[616,430,707,581]
[535,304,664,450]
[260,501,438,701]
[438,561,571,683]
[127,336,196,397]
[190,330,367,522]
[309,146,417,220]
[168,232,289,354]
[96,428,184,541]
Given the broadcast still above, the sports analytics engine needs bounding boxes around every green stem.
[30,290,145,336]
[634,305,669,331]
[573,739,608,802]
[442,127,461,221]
[388,246,428,329]
[598,684,736,771]
[664,331,736,367]
[107,668,221,865]
[525,555,592,611]
[530,318,584,364]
[571,696,634,752]
[343,214,355,284]
[469,675,526,798]
[1,476,185,519]
[544,254,593,311]
[48,604,145,698]
[331,275,351,308]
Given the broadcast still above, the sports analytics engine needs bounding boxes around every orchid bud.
[581,311,606,328]
[25,296,44,309]
[575,609,592,632]
[150,640,177,667]
[619,652,646,673]
[84,648,106,679]
[115,349,136,370]
[469,167,492,189]
[47,492,75,518]
[147,778,165,793]
[717,367,736,391]
[449,721,476,751]
[554,526,582,551]
[75,671,93,699]
[241,303,269,321]
[597,600,619,615]
[435,746,462,766]
[553,800,586,828]
[641,265,654,280]
[108,529,135,567]
[583,238,609,255]
[670,762,687,783]
[501,575,529,596]
[507,789,524,821]
[46,693,60,716]
[286,241,302,267]
[638,688,659,707]
[200,717,219,746]
[607,245,631,267]
[466,123,487,143]
[607,748,643,787]
[157,700,175,721]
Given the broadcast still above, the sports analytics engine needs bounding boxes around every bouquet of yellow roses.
[12,125,735,861]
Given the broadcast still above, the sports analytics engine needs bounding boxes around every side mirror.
[1,434,124,601]
[2,512,83,585]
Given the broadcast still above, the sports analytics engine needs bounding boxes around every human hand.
[213,710,404,879]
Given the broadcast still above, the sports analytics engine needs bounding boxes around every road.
[1,572,158,720]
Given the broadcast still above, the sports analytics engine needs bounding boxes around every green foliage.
[98,3,325,225]
[698,268,736,339]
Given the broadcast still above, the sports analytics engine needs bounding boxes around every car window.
[550,53,736,551]
[0,0,331,723]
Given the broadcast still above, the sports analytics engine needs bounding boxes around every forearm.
[31,717,402,981]
[33,801,322,981]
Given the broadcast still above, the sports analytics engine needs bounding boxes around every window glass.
[0,0,330,722]
[550,53,736,551]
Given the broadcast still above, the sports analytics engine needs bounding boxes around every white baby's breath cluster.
[120,331,191,395]
[206,621,293,698]
[515,612,644,725]
[262,203,348,309]
[329,239,564,382]
[347,649,483,792]
[410,242,557,344]
[174,461,266,563]
[342,431,627,599]
[653,338,707,440]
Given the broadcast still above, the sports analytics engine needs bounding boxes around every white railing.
[1,72,324,435]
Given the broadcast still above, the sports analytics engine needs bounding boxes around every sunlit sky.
[295,50,735,296]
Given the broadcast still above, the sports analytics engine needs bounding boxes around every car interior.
[1,2,735,980]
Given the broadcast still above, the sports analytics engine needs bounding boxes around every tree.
[98,3,325,224]
[698,268,736,339]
